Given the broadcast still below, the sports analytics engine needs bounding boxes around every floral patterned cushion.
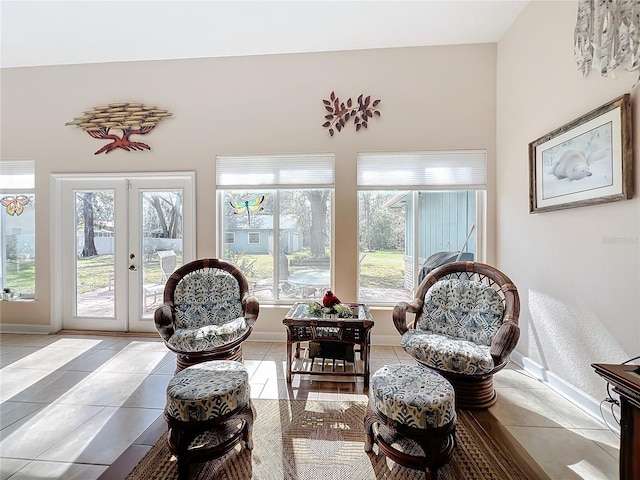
[174,269,243,329]
[401,329,495,374]
[167,316,248,353]
[165,360,249,422]
[417,279,504,346]
[370,364,456,429]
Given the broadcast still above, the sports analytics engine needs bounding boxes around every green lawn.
[4,254,181,296]
[231,250,405,288]
[359,250,405,288]
[75,255,116,293]
[4,250,405,295]
[4,260,35,294]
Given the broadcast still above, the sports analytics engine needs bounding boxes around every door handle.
[129,265,137,271]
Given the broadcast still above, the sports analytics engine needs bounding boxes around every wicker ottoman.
[165,360,254,480]
[364,364,457,479]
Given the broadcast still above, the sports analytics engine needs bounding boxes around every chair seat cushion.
[167,316,248,353]
[370,364,456,429]
[166,360,249,422]
[401,329,495,375]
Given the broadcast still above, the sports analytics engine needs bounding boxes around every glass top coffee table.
[282,302,374,386]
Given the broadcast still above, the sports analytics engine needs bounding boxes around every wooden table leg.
[286,340,292,383]
[363,340,370,387]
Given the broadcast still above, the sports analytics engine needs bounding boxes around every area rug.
[126,399,534,480]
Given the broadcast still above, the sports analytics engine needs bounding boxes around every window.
[225,232,235,244]
[248,232,260,244]
[357,151,486,304]
[217,154,334,303]
[0,160,36,298]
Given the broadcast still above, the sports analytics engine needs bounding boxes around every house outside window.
[217,154,334,303]
[224,232,235,244]
[0,160,36,298]
[248,232,260,244]
[357,151,486,304]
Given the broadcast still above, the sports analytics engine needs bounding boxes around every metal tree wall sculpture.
[65,103,173,154]
[322,91,381,136]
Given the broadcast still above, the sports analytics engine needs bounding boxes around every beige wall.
[0,44,497,339]
[3,1,637,409]
[497,0,640,401]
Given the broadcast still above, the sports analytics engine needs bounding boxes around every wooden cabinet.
[592,363,640,480]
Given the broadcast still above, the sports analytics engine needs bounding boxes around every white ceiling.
[1,1,529,69]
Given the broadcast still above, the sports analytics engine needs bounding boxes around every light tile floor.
[0,333,620,480]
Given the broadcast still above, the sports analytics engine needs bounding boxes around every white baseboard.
[0,324,55,335]
[249,331,288,343]
[371,334,402,346]
[510,351,620,435]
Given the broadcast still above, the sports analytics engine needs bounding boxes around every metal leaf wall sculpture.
[65,102,173,155]
[322,91,381,136]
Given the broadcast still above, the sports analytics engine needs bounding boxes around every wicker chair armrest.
[490,320,520,365]
[243,295,260,327]
[393,299,423,335]
[154,304,175,342]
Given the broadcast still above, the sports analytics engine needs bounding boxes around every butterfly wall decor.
[230,195,264,226]
[1,195,30,216]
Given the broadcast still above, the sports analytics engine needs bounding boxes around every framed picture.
[529,94,633,213]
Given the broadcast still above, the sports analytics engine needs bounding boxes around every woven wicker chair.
[154,258,259,372]
[393,261,520,409]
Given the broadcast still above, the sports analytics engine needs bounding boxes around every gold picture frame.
[529,94,633,213]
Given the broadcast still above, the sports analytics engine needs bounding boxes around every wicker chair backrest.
[417,278,504,346]
[173,268,243,329]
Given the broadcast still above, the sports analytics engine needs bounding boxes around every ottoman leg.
[168,426,195,480]
[178,458,190,480]
[417,423,456,476]
[363,404,376,453]
[240,401,255,450]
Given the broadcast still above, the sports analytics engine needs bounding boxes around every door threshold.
[57,329,159,338]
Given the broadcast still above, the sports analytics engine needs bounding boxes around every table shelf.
[283,302,374,386]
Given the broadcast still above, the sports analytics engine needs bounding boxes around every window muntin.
[357,151,485,304]
[1,160,35,299]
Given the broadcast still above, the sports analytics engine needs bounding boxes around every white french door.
[51,173,195,332]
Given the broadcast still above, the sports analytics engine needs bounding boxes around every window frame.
[0,160,36,299]
[356,151,487,305]
[247,231,260,244]
[216,154,335,305]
